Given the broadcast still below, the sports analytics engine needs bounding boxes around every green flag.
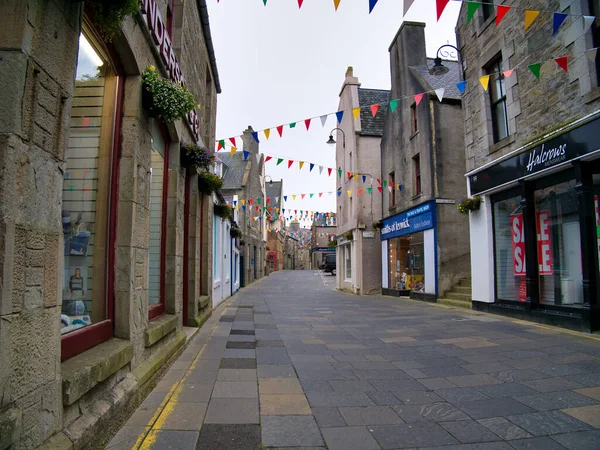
[338,169,342,178]
[466,1,481,24]
[528,63,541,80]
[289,122,296,128]
[367,187,372,194]
[277,158,284,166]
[389,99,398,113]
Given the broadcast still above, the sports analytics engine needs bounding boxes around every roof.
[358,88,390,137]
[219,152,248,189]
[409,59,462,101]
[266,181,283,211]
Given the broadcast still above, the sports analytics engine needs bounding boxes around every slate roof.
[409,59,462,101]
[218,152,248,189]
[358,88,390,137]
[266,181,283,211]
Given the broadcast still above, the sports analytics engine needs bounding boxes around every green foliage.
[214,203,233,221]
[142,66,196,123]
[372,220,383,230]
[181,144,215,172]
[86,0,138,41]
[457,196,482,215]
[230,225,243,239]
[198,171,223,195]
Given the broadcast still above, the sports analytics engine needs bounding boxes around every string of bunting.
[217,0,382,13]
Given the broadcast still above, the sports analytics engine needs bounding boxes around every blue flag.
[362,175,367,183]
[335,111,344,124]
[310,163,315,172]
[456,81,466,95]
[553,13,567,35]
[284,196,287,202]
[369,0,378,13]
[243,150,250,160]
[251,131,260,143]
[337,191,342,197]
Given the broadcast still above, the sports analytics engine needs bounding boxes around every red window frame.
[148,122,170,321]
[61,28,124,361]
[414,154,421,195]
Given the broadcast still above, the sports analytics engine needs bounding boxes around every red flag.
[496,5,510,26]
[265,156,272,162]
[288,160,294,168]
[229,137,236,147]
[358,189,363,195]
[414,93,424,105]
[328,168,332,176]
[277,125,284,137]
[301,194,306,199]
[370,104,379,117]
[267,197,271,203]
[347,172,351,179]
[436,0,449,20]
[249,198,253,205]
[305,118,311,130]
[377,178,381,185]
[298,0,303,7]
[218,141,224,150]
[319,193,323,197]
[377,186,383,193]
[555,56,568,72]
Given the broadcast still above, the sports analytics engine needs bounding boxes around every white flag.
[586,48,598,61]
[255,153,261,163]
[403,0,416,16]
[435,88,445,102]
[320,115,328,127]
[319,165,324,174]
[275,196,279,203]
[584,16,596,34]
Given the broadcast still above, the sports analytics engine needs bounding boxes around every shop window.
[493,195,526,301]
[410,103,418,135]
[343,244,352,280]
[535,181,583,305]
[388,234,425,292]
[482,0,495,21]
[61,30,121,359]
[589,0,600,86]
[413,154,421,195]
[389,171,396,207]
[486,56,509,143]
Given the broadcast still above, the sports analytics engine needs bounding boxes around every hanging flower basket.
[86,0,138,41]
[180,143,215,172]
[230,226,243,239]
[198,171,223,195]
[214,203,233,221]
[457,196,482,215]
[142,66,196,123]
[373,220,383,230]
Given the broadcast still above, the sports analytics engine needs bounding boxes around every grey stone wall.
[456,0,600,173]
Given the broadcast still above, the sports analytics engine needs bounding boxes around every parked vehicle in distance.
[323,253,336,276]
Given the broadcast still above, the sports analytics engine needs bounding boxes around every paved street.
[108,271,600,450]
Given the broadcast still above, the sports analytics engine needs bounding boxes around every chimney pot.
[346,66,353,77]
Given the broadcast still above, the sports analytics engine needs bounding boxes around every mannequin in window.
[69,268,85,297]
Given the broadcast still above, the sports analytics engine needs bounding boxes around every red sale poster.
[511,214,526,276]
[536,210,553,275]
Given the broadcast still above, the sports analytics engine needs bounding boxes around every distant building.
[266,180,285,272]
[311,223,336,270]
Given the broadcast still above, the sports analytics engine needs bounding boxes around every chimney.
[242,125,259,154]
[340,66,360,97]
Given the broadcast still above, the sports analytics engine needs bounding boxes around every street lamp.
[326,127,346,148]
[264,175,273,186]
[429,44,465,81]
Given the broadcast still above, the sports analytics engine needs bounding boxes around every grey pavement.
[107,270,600,449]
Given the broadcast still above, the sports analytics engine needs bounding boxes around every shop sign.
[510,211,553,276]
[140,0,200,142]
[363,231,375,238]
[469,116,600,195]
[380,201,435,240]
[311,247,336,252]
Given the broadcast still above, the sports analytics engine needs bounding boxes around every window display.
[388,233,425,292]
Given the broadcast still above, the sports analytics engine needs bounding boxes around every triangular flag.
[529,63,541,80]
[553,12,568,35]
[292,195,296,200]
[352,107,360,120]
[389,99,398,112]
[353,173,359,181]
[479,75,491,91]
[310,193,314,198]
[310,163,314,172]
[338,169,342,178]
[347,190,352,197]
[555,56,568,72]
[229,137,236,147]
[362,175,366,183]
[496,5,510,26]
[388,186,392,193]
[299,161,304,170]
[249,198,253,205]
[524,10,539,31]
[242,205,246,211]
[243,150,249,160]
[265,156,272,162]
[328,168,332,176]
[383,180,388,187]
[377,179,381,185]
[263,0,267,5]
[503,69,514,78]
[370,104,379,117]
[403,0,415,16]
[301,194,306,199]
[368,0,378,13]
[251,132,259,143]
[436,0,449,21]
[241,199,246,206]
[358,189,363,195]
[319,166,324,174]
[319,192,323,197]
[218,140,225,150]
[347,172,351,179]
[334,0,341,11]
[336,111,344,124]
[337,192,342,197]
[377,186,383,193]
[305,118,311,130]
[320,115,328,127]
[284,196,287,202]
[289,122,296,128]
[276,125,283,137]
[297,0,303,7]
[586,48,598,61]
[435,88,445,102]
[288,160,294,169]
[367,187,372,194]
[456,81,467,94]
[276,158,284,166]
[255,153,260,163]
[230,146,237,156]
[414,93,424,105]
[466,1,481,24]
[257,198,261,205]
[583,16,595,34]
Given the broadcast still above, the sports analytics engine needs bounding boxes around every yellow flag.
[264,129,270,140]
[292,195,297,200]
[230,146,237,156]
[353,173,359,181]
[241,199,246,205]
[524,10,539,30]
[352,107,360,120]
[299,161,304,170]
[479,75,491,91]
[276,207,279,213]
[333,0,341,10]
[347,190,352,197]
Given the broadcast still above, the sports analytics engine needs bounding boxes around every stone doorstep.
[146,314,178,347]
[199,295,210,310]
[189,306,212,328]
[62,339,133,406]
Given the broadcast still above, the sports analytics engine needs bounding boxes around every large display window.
[388,233,425,292]
[61,28,122,359]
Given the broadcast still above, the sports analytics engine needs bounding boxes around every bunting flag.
[496,5,511,26]
[368,0,378,14]
[251,131,259,143]
[305,118,311,130]
[276,158,284,166]
[338,169,342,178]
[479,75,491,91]
[297,0,303,8]
[243,150,249,160]
[289,122,296,128]
[241,200,245,206]
[583,16,596,34]
[229,137,236,147]
[310,163,314,172]
[301,194,305,199]
[310,193,314,198]
[264,128,270,140]
[276,125,284,137]
[586,48,598,61]
[347,171,351,179]
[288,160,294,168]
[456,80,467,94]
[265,156,272,162]
[328,168,332,176]
[299,161,305,170]
[503,69,515,78]
[414,93,424,105]
[336,111,344,124]
[337,192,342,197]
[284,196,287,202]
[466,1,481,24]
[362,175,367,183]
[403,0,415,16]
[353,173,359,181]
[319,193,323,197]
[347,190,352,197]
[370,104,379,117]
[553,12,568,35]
[352,107,360,120]
[524,10,539,30]
[334,0,341,11]
[230,146,237,156]
[377,186,383,193]
[218,140,225,150]
[320,166,324,174]
[435,88,445,102]
[367,187,372,194]
[436,0,449,21]
[529,63,541,80]
[320,115,328,127]
[390,99,398,112]
[555,56,568,72]
[358,188,363,195]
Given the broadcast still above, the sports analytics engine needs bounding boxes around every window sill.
[477,15,496,37]
[62,338,133,406]
[145,314,178,347]
[412,194,423,201]
[584,86,600,104]
[488,134,516,155]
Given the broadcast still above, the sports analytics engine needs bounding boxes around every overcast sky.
[207,0,461,227]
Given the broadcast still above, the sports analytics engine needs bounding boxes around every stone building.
[266,180,285,272]
[310,224,336,270]
[457,0,600,331]
[283,235,298,270]
[379,22,470,303]
[219,127,267,287]
[0,0,220,447]
[334,68,388,294]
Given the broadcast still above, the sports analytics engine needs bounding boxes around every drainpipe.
[200,193,205,295]
[428,100,439,198]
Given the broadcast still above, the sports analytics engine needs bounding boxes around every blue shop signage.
[380,201,436,240]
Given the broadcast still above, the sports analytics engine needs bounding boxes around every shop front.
[468,113,600,332]
[381,200,437,300]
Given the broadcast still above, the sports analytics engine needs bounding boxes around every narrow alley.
[105,270,600,450]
